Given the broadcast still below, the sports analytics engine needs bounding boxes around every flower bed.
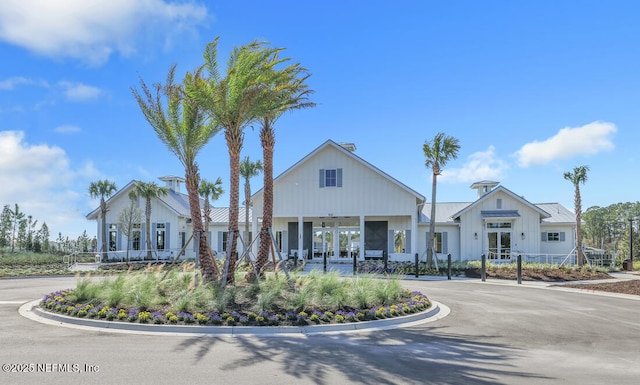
[39,288,431,327]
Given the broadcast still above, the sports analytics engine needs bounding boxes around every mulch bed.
[560,280,640,296]
[465,267,612,282]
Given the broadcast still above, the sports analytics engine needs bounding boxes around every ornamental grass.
[40,264,431,327]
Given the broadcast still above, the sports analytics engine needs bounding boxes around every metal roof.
[421,202,471,223]
[208,206,252,224]
[481,210,520,218]
[421,201,574,224]
[536,203,577,224]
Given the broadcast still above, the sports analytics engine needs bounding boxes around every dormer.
[158,175,185,193]
[470,180,500,198]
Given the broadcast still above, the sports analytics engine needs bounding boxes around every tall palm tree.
[240,156,262,247]
[564,165,589,266]
[192,37,282,284]
[88,180,117,260]
[132,65,222,280]
[423,133,460,266]
[131,181,168,260]
[198,177,224,235]
[252,63,314,280]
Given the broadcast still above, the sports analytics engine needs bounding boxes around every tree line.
[0,203,95,254]
[583,201,640,260]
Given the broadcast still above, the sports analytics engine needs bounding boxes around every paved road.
[1,276,639,385]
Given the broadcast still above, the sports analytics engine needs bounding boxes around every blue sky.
[0,1,637,239]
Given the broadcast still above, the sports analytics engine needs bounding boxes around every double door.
[487,230,511,260]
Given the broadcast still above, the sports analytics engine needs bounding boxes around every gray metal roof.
[481,210,520,218]
[536,203,577,224]
[208,206,252,224]
[421,202,574,224]
[421,202,471,223]
[159,189,192,217]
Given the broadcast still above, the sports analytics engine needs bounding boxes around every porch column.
[359,215,365,260]
[411,210,418,258]
[297,216,303,259]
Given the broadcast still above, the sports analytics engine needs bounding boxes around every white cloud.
[0,0,209,66]
[440,146,509,183]
[0,131,96,238]
[0,76,48,90]
[54,124,82,134]
[58,81,103,102]
[515,121,617,167]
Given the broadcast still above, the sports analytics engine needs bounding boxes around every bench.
[364,249,384,260]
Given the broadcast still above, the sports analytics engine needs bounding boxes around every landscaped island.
[39,265,431,327]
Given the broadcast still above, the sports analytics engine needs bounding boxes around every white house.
[88,140,578,264]
[86,176,251,261]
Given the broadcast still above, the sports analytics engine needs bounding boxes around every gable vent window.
[319,168,342,188]
[496,198,502,209]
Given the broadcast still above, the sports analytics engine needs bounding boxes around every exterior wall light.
[521,232,525,240]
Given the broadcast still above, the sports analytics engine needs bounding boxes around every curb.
[20,300,449,337]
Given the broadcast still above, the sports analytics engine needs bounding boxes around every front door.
[487,222,512,261]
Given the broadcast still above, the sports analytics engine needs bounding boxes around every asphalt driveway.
[1,276,639,385]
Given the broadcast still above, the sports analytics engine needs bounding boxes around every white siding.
[458,190,542,260]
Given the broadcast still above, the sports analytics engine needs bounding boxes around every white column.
[297,216,303,259]
[411,210,418,260]
[359,215,365,260]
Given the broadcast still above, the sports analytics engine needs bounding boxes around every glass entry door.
[487,222,512,261]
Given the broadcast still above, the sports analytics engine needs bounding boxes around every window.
[487,222,512,229]
[496,198,502,209]
[426,231,447,254]
[433,232,443,253]
[179,232,186,249]
[326,169,337,187]
[542,232,565,242]
[132,224,141,251]
[319,168,342,188]
[275,231,283,251]
[109,224,118,251]
[156,223,165,250]
[393,230,406,253]
[222,231,228,253]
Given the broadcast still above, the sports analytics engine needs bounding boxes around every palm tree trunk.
[575,186,584,266]
[101,199,108,261]
[427,170,438,266]
[244,179,250,252]
[185,168,219,281]
[145,198,153,260]
[253,128,275,280]
[226,130,243,285]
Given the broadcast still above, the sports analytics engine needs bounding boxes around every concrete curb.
[20,300,449,337]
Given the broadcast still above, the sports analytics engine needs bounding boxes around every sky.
[0,0,638,240]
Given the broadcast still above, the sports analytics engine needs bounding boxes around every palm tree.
[88,180,118,260]
[130,181,168,260]
[564,165,589,266]
[240,156,262,252]
[252,63,314,279]
[423,133,460,266]
[198,177,224,236]
[192,37,282,284]
[132,65,222,280]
